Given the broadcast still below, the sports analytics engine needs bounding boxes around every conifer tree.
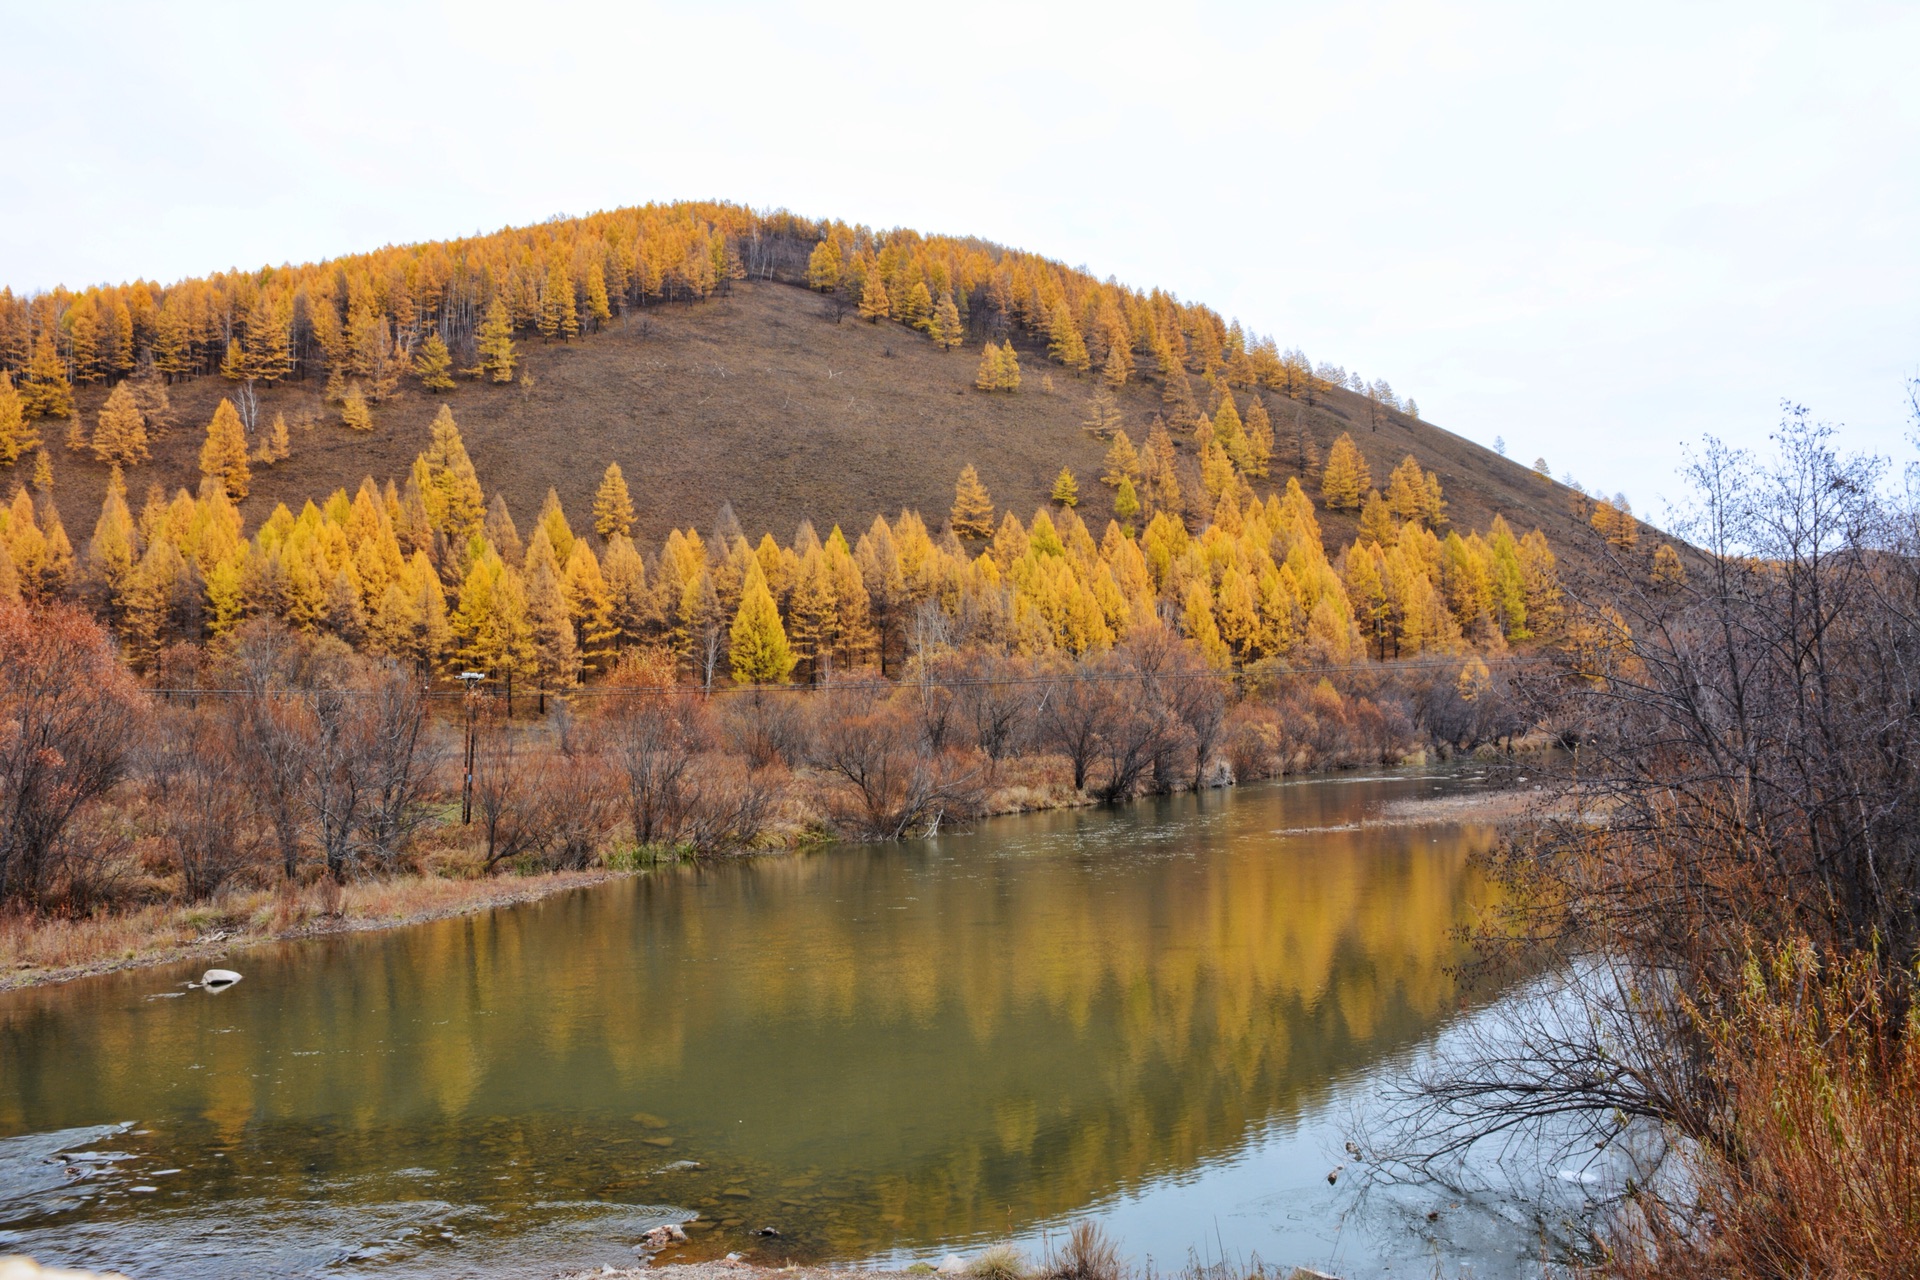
[583,268,612,329]
[931,293,964,351]
[417,404,486,542]
[730,559,795,684]
[536,487,576,566]
[199,399,252,500]
[1651,542,1686,590]
[0,537,19,605]
[1052,467,1079,508]
[0,371,41,466]
[21,332,73,420]
[540,257,580,341]
[1102,338,1133,388]
[476,298,517,383]
[30,448,52,495]
[950,464,995,540]
[341,384,373,432]
[1160,347,1197,420]
[904,280,934,330]
[1048,302,1090,372]
[414,331,455,390]
[485,492,524,566]
[1359,489,1397,547]
[1143,420,1181,515]
[525,526,579,690]
[1113,476,1141,528]
[88,466,138,604]
[995,341,1022,391]
[562,542,619,673]
[91,382,149,466]
[1242,398,1274,478]
[1320,433,1369,510]
[858,271,890,323]
[593,462,636,539]
[1182,581,1230,669]
[1422,471,1448,529]
[1102,430,1141,489]
[257,413,291,464]
[1082,386,1123,437]
[975,343,1001,391]
[807,241,841,292]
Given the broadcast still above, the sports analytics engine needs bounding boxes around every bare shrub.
[721,684,807,768]
[1037,657,1109,792]
[0,603,146,908]
[541,704,619,869]
[678,754,783,855]
[148,710,259,900]
[599,652,705,848]
[951,650,1035,778]
[472,711,551,873]
[809,679,980,838]
[224,619,319,879]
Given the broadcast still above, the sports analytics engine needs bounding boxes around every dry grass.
[50,280,1594,574]
[1611,940,1920,1280]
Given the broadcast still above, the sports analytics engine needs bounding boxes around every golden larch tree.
[0,372,42,466]
[198,399,252,501]
[858,271,890,323]
[414,332,455,390]
[730,559,795,684]
[931,293,964,351]
[476,298,517,384]
[951,464,995,540]
[1320,433,1369,511]
[1052,467,1080,508]
[91,382,149,467]
[593,462,635,539]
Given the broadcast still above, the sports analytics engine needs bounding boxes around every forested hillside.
[0,201,1666,700]
[0,203,1619,549]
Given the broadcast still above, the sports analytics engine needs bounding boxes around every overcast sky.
[4,0,1915,516]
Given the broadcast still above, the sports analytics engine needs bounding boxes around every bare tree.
[0,603,145,907]
[600,666,704,848]
[721,685,806,768]
[149,711,258,900]
[226,620,320,880]
[354,662,438,870]
[1394,411,1920,1206]
[952,650,1034,778]
[1038,658,1109,792]
[809,679,979,838]
[472,711,551,872]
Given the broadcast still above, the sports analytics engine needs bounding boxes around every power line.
[144,654,1560,701]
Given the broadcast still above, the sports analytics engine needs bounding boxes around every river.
[0,768,1572,1278]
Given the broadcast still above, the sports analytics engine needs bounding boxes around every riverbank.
[0,868,619,993]
[0,768,1541,994]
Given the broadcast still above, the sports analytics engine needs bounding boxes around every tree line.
[0,199,1421,459]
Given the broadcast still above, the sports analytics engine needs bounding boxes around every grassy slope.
[42,280,1592,565]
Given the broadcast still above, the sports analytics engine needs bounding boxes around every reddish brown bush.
[0,603,146,908]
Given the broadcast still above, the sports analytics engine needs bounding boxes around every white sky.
[4,0,1916,516]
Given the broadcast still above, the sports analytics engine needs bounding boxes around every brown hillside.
[41,280,1591,563]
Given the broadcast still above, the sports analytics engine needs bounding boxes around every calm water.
[0,770,1557,1278]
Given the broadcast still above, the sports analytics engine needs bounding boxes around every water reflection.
[0,772,1504,1277]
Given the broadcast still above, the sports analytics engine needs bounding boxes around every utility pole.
[458,671,485,824]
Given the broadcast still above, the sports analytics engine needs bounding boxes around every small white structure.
[198,969,242,991]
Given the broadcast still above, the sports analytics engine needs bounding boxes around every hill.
[21,274,1585,570]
